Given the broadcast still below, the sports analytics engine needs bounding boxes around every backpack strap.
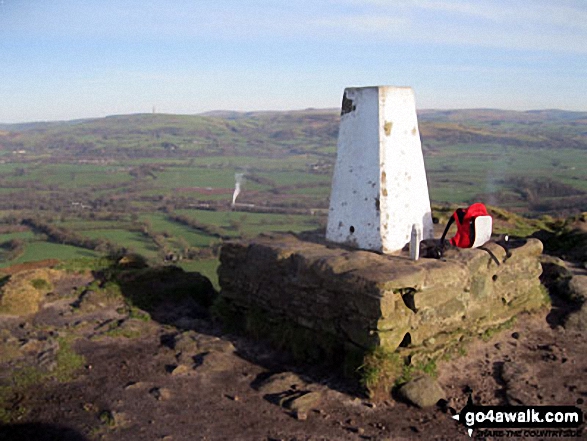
[439,214,456,255]
[478,245,501,266]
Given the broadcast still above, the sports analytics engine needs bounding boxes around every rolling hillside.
[0,108,585,274]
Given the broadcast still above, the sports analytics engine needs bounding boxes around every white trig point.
[326,86,433,254]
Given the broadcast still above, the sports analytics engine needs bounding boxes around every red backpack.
[440,203,491,248]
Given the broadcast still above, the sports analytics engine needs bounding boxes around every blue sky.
[1,0,586,122]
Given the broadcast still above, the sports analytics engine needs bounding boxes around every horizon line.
[2,106,587,126]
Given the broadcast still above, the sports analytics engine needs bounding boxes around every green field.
[175,209,321,237]
[0,231,36,241]
[0,241,99,267]
[9,164,133,189]
[56,220,131,230]
[177,258,221,290]
[257,171,330,186]
[79,229,159,259]
[140,213,219,247]
[152,167,254,190]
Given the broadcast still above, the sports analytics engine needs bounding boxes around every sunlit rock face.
[218,233,545,363]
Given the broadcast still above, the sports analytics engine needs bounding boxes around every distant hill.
[0,107,585,215]
[3,108,586,131]
[1,109,586,161]
[0,119,93,132]
[417,108,587,123]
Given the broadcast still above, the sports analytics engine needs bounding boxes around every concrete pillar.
[326,86,433,254]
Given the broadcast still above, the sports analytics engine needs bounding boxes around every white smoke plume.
[485,148,509,207]
[232,173,245,206]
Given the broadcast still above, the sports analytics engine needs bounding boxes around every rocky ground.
[0,258,586,441]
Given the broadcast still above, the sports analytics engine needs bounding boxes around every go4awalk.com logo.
[452,393,583,438]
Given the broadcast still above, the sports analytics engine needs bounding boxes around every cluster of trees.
[0,238,25,261]
[136,218,219,262]
[507,177,585,201]
[530,195,587,216]
[21,218,123,255]
[129,164,161,179]
[167,214,231,240]
[473,177,587,216]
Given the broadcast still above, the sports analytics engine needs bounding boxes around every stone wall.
[217,233,547,390]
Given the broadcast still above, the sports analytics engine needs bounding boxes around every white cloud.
[353,0,587,29]
[3,0,586,53]
[336,0,587,53]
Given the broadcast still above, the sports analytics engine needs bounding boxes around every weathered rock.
[37,352,57,372]
[173,331,199,353]
[176,352,195,366]
[93,317,150,339]
[500,361,536,405]
[74,289,123,313]
[539,255,573,300]
[500,361,528,384]
[294,410,308,420]
[199,338,235,354]
[397,375,445,408]
[271,391,296,407]
[506,384,536,406]
[149,387,171,401]
[51,271,94,298]
[568,276,587,303]
[540,255,572,282]
[36,339,60,372]
[173,331,235,355]
[256,372,306,394]
[0,336,22,363]
[20,338,43,353]
[564,302,587,332]
[111,411,129,427]
[170,364,193,376]
[284,391,322,413]
[195,351,234,373]
[124,381,147,390]
[0,269,63,315]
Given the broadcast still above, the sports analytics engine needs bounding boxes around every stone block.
[217,234,546,395]
[397,375,445,408]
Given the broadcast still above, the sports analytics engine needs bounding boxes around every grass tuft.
[0,337,85,423]
[30,278,52,290]
[480,317,517,342]
[358,347,403,401]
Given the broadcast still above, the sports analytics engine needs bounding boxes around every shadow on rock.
[90,255,217,328]
[539,255,585,328]
[490,360,508,404]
